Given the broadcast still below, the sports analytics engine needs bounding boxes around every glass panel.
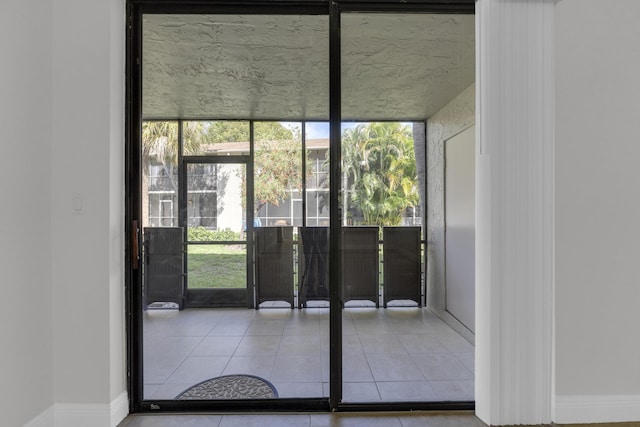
[305,122,330,226]
[185,160,246,291]
[183,121,250,156]
[341,122,419,228]
[141,121,179,229]
[340,13,475,404]
[141,13,329,404]
[187,163,245,239]
[254,121,303,227]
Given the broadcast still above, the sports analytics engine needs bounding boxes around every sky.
[283,121,410,140]
[281,121,349,140]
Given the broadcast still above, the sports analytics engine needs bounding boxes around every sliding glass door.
[339,11,475,403]
[127,0,475,412]
[136,10,331,407]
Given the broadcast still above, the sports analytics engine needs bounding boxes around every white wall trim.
[554,395,640,424]
[110,392,129,427]
[24,406,54,427]
[21,393,127,427]
[475,1,555,425]
[431,307,475,345]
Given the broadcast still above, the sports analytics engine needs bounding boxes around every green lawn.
[187,244,246,288]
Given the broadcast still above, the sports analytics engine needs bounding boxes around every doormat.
[176,375,278,400]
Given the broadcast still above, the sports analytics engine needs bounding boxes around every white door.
[445,125,475,332]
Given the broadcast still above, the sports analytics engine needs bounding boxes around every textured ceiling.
[142,13,474,121]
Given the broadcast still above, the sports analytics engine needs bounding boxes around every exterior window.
[187,164,218,229]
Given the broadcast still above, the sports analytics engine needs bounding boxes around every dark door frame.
[181,155,254,308]
[125,0,475,414]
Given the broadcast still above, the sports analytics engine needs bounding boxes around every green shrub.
[188,226,240,242]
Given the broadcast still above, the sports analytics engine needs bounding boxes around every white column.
[475,1,555,425]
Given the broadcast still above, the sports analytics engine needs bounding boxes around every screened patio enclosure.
[129,2,475,413]
[141,119,425,309]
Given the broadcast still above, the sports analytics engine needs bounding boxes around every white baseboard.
[110,392,129,427]
[554,395,640,424]
[431,308,475,345]
[48,392,129,427]
[24,406,54,427]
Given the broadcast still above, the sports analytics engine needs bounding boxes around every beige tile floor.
[118,412,640,427]
[143,306,474,402]
[118,412,487,427]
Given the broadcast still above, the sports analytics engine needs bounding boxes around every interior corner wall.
[108,0,127,407]
[0,1,54,426]
[426,83,475,339]
[554,0,640,423]
[51,0,127,422]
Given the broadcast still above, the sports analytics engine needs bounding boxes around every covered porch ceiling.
[142,13,475,121]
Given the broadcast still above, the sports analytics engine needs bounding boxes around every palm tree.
[342,123,419,226]
[341,124,370,224]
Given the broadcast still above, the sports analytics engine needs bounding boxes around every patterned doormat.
[176,375,278,400]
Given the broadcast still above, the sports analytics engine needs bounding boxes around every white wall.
[51,0,126,415]
[426,83,475,340]
[2,0,127,422]
[0,1,54,426]
[554,0,640,422]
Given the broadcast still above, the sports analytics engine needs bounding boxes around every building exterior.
[144,139,333,230]
[145,135,421,230]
